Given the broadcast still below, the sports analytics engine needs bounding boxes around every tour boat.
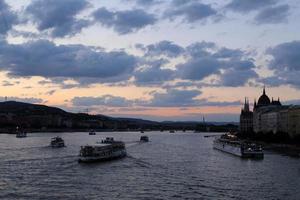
[50,136,65,148]
[78,137,126,163]
[213,134,264,158]
[89,130,96,135]
[140,136,149,142]
[16,131,27,138]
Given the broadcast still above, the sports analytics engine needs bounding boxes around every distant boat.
[50,136,65,148]
[78,137,126,163]
[169,130,175,133]
[140,136,149,142]
[16,131,27,138]
[89,130,96,135]
[140,130,144,133]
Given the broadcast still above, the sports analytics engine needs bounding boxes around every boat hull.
[78,150,127,163]
[213,140,264,159]
[213,141,242,157]
[51,143,65,148]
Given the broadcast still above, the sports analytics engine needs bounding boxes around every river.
[0,131,299,200]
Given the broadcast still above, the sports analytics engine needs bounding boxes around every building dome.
[257,87,270,107]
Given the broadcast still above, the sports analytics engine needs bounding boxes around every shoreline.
[261,142,300,158]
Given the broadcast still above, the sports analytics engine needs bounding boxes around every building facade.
[240,87,300,138]
[240,98,253,133]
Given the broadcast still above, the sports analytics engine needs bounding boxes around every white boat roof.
[83,141,124,147]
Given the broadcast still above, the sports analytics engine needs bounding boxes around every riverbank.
[261,142,300,158]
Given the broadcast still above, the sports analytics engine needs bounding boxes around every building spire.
[263,85,266,95]
[243,97,249,112]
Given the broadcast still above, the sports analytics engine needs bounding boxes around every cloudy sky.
[0,0,299,121]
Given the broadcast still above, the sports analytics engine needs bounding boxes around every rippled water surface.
[0,132,299,200]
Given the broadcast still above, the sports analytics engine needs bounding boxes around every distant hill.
[0,101,238,133]
[0,101,68,116]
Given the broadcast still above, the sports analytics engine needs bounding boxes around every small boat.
[50,136,65,148]
[16,131,27,138]
[169,130,175,133]
[140,130,144,133]
[213,134,264,158]
[89,130,96,135]
[140,136,149,142]
[101,137,115,144]
[78,137,126,163]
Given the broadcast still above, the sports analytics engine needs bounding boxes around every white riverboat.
[213,134,264,158]
[50,136,65,148]
[78,137,126,163]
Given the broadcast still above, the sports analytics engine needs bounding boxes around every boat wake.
[126,154,153,168]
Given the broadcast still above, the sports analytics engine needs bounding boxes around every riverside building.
[240,87,300,138]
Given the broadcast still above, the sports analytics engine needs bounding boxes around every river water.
[0,131,299,200]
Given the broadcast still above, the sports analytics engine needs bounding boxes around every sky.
[0,0,300,122]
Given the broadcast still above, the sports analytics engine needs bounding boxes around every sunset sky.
[0,0,300,121]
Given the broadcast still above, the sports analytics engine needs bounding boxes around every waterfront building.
[241,87,300,138]
[239,98,253,133]
[287,106,300,138]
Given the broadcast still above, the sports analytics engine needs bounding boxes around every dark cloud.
[165,1,218,23]
[136,40,185,57]
[267,41,300,71]
[263,41,300,88]
[146,89,241,107]
[226,0,278,13]
[70,89,241,111]
[45,90,56,95]
[176,57,221,81]
[125,0,161,6]
[186,41,216,57]
[26,0,90,37]
[135,40,257,87]
[213,47,244,59]
[197,99,241,107]
[0,39,137,83]
[72,95,136,107]
[219,68,258,87]
[148,89,201,107]
[134,59,175,86]
[174,41,258,86]
[254,4,290,25]
[93,7,157,34]
[176,42,220,81]
[217,59,258,87]
[0,96,44,104]
[226,0,290,25]
[0,0,18,35]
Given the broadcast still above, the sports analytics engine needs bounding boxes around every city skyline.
[0,0,300,121]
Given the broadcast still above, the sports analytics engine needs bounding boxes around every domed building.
[240,87,300,138]
[252,87,283,133]
[255,87,271,108]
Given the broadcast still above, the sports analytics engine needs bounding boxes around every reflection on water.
[0,132,299,200]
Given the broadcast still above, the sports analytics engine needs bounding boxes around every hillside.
[0,101,238,132]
